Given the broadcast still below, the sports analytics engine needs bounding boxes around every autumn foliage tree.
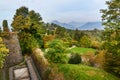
[43,35,54,48]
[101,0,120,77]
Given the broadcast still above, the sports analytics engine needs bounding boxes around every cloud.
[49,10,101,23]
[0,0,108,26]
[39,0,107,22]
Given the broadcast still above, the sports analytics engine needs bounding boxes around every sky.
[0,0,108,26]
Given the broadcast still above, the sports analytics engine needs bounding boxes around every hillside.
[57,64,119,80]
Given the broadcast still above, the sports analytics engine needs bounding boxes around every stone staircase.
[9,56,41,80]
[2,32,41,80]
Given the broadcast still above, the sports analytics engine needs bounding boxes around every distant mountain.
[52,20,104,30]
[68,21,85,28]
[52,20,74,29]
[78,22,104,30]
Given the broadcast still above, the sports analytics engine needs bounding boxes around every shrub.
[46,49,68,63]
[32,48,49,80]
[20,33,39,54]
[45,66,65,80]
[91,40,101,49]
[0,37,9,68]
[68,53,81,64]
[104,52,120,77]
[94,50,106,68]
[81,52,95,66]
[45,39,68,63]
[43,35,54,48]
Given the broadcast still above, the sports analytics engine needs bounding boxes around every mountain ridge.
[52,20,104,30]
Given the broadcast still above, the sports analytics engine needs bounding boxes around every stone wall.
[31,48,49,80]
[3,32,23,67]
[25,56,41,80]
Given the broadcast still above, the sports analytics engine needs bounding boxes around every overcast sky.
[0,0,108,26]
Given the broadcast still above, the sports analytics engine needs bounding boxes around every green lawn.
[68,47,96,55]
[57,64,119,80]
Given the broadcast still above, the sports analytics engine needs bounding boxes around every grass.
[68,47,96,55]
[57,64,119,80]
[0,69,4,80]
[0,68,9,80]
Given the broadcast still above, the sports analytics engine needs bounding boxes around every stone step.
[9,57,41,80]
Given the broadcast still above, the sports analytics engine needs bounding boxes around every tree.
[11,6,29,31]
[0,37,8,68]
[15,6,28,18]
[2,20,9,32]
[11,6,45,53]
[80,35,91,48]
[68,53,81,64]
[73,29,85,46]
[45,39,68,63]
[74,28,80,41]
[28,10,45,48]
[101,0,120,77]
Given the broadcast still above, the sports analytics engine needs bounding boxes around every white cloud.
[0,0,108,26]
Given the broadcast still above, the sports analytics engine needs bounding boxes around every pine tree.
[2,20,9,32]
